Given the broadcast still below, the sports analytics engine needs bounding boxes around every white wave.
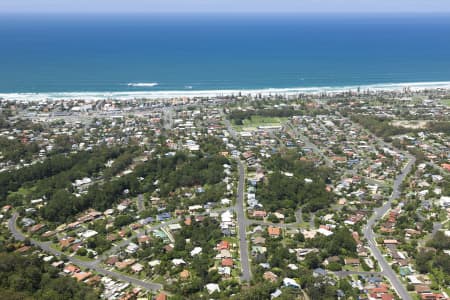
[127,82,159,87]
[1,81,450,102]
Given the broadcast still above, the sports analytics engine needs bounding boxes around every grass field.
[233,116,288,131]
[441,99,450,106]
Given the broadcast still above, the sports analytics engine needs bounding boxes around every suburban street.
[235,159,252,282]
[223,115,251,281]
[8,213,164,291]
[225,108,419,296]
[247,207,304,229]
[162,107,174,130]
[226,116,318,282]
[225,115,252,282]
[363,156,416,300]
[223,118,238,140]
[309,98,418,300]
[334,270,383,278]
[137,194,145,212]
[96,217,182,263]
[285,122,334,168]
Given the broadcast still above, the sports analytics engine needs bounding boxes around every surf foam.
[127,82,159,87]
[1,81,450,102]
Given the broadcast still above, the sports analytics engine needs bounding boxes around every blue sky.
[1,0,450,14]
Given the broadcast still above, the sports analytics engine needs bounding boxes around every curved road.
[363,156,415,300]
[8,213,163,291]
[311,99,415,300]
[226,110,415,297]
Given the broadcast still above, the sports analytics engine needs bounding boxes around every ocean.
[1,13,450,99]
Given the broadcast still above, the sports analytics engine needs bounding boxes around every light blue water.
[0,14,450,93]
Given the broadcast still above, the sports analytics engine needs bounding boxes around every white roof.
[73,177,92,186]
[190,247,202,257]
[283,277,300,288]
[317,228,334,236]
[406,275,423,285]
[218,267,231,275]
[131,263,144,271]
[189,205,203,211]
[221,210,233,222]
[79,229,98,239]
[205,283,220,294]
[168,223,182,231]
[148,260,161,267]
[125,242,139,253]
[271,289,282,299]
[172,258,187,266]
[221,198,231,204]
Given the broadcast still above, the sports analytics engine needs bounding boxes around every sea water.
[1,13,450,98]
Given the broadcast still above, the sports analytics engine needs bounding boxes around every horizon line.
[2,11,450,15]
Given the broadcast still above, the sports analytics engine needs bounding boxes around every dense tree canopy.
[414,231,450,285]
[0,146,124,202]
[351,115,412,138]
[0,253,99,300]
[257,154,333,212]
[39,151,227,223]
[0,137,40,163]
[305,227,357,257]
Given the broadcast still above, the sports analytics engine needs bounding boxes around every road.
[295,208,303,224]
[363,156,416,300]
[162,107,174,131]
[246,208,304,229]
[334,271,383,278]
[97,217,182,262]
[268,131,286,153]
[223,118,238,140]
[427,162,450,175]
[285,122,334,168]
[137,194,144,212]
[309,99,415,299]
[225,108,416,296]
[309,212,316,229]
[225,114,314,282]
[234,159,252,282]
[223,114,251,281]
[8,213,163,291]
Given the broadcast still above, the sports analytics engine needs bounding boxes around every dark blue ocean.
[1,14,450,94]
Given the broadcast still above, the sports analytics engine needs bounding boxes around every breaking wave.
[127,82,159,87]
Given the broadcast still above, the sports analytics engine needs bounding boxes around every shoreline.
[1,81,450,101]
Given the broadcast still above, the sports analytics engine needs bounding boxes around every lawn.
[152,275,166,284]
[343,264,362,272]
[441,99,450,106]
[410,292,421,300]
[49,243,63,252]
[298,221,310,229]
[73,254,96,262]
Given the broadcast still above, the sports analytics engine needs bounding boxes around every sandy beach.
[1,81,450,102]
